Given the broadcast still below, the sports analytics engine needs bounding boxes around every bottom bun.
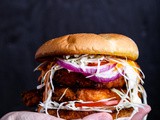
[45,108,133,120]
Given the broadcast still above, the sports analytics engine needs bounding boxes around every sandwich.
[22,33,148,119]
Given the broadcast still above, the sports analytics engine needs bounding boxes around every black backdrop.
[0,0,159,119]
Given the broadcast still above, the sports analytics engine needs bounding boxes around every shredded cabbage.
[35,55,147,120]
[59,88,68,101]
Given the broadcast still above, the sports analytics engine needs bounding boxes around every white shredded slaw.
[35,55,148,120]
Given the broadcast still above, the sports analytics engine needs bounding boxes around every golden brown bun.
[35,33,139,61]
[46,108,133,120]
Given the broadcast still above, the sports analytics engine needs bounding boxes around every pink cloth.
[1,112,64,120]
[131,105,151,120]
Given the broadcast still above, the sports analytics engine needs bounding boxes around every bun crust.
[46,108,133,119]
[35,33,139,61]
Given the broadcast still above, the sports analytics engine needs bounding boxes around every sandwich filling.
[35,55,147,119]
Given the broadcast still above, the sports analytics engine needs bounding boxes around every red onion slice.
[57,59,116,74]
[57,59,81,72]
[86,70,122,82]
[57,58,122,82]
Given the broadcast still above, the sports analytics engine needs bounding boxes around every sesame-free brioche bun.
[38,107,133,120]
[35,33,139,61]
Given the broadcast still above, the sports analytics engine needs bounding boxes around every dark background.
[0,0,159,119]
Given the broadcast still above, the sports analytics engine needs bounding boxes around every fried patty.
[22,89,43,106]
[53,69,125,89]
[52,87,120,102]
[22,87,121,106]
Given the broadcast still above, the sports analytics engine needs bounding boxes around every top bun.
[35,33,139,61]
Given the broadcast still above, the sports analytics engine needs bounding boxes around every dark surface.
[0,0,159,119]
